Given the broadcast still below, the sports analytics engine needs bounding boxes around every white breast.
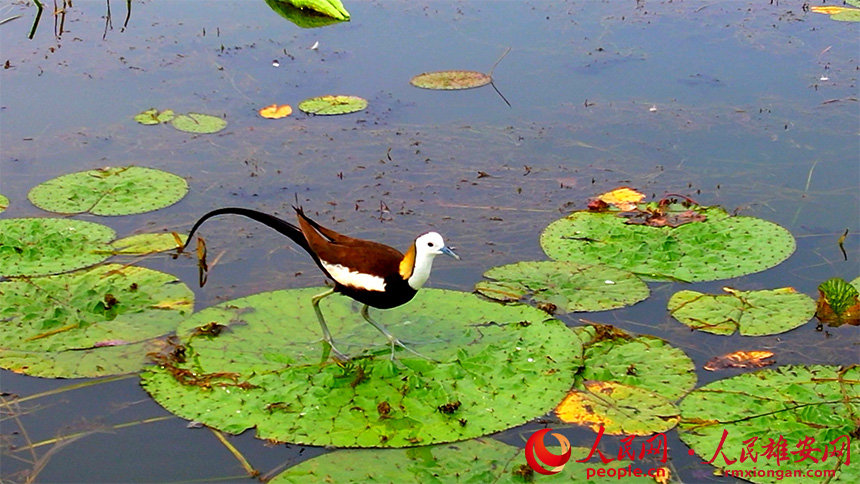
[321,261,387,292]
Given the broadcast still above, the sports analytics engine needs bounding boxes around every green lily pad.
[270,0,349,21]
[273,438,656,483]
[556,380,680,436]
[0,218,115,277]
[475,261,649,313]
[573,325,696,402]
[298,95,367,115]
[264,0,346,28]
[133,108,175,125]
[28,166,188,216]
[679,365,859,484]
[668,287,815,336]
[170,113,227,134]
[540,206,795,282]
[109,232,186,255]
[410,71,492,90]
[0,193,8,213]
[0,264,194,378]
[141,287,583,448]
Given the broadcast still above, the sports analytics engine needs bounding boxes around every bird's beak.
[441,246,460,260]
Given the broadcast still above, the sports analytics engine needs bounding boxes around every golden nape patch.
[399,244,416,279]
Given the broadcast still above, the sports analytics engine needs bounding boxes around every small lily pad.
[410,70,492,90]
[556,381,680,436]
[298,95,367,115]
[170,113,227,134]
[141,287,583,448]
[28,166,188,216]
[541,206,795,282]
[573,325,696,402]
[0,218,115,277]
[0,264,194,378]
[272,438,655,483]
[0,193,8,213]
[134,108,175,125]
[679,365,859,484]
[667,287,815,336]
[475,260,649,313]
[265,0,350,25]
[110,232,186,255]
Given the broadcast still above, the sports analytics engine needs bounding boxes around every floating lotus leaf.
[556,381,680,436]
[141,287,582,448]
[540,206,795,282]
[410,71,492,90]
[28,166,188,216]
[272,438,655,483]
[475,261,649,313]
[298,95,367,115]
[0,193,8,213]
[170,113,227,134]
[572,325,696,401]
[0,218,115,277]
[264,0,349,27]
[133,108,175,125]
[0,264,194,378]
[110,232,186,255]
[678,365,860,484]
[668,287,815,336]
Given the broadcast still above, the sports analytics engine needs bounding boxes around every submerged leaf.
[170,113,227,134]
[667,287,815,336]
[141,287,583,447]
[679,365,859,483]
[410,70,492,90]
[815,277,860,326]
[475,261,648,313]
[0,264,194,378]
[28,166,188,216]
[703,350,775,371]
[110,232,187,255]
[298,95,367,115]
[0,218,115,277]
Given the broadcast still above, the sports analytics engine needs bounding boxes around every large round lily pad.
[273,438,655,483]
[410,70,492,90]
[141,287,583,448]
[0,264,194,378]
[475,261,649,313]
[0,218,115,277]
[679,365,859,484]
[540,207,795,282]
[573,325,696,401]
[668,287,815,336]
[170,113,227,134]
[28,166,188,216]
[298,95,367,115]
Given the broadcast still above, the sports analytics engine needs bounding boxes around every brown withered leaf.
[704,350,775,371]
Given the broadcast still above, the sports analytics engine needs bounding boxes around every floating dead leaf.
[703,350,775,371]
[259,104,293,119]
[810,6,855,15]
[196,237,208,287]
[652,467,671,484]
[596,187,645,211]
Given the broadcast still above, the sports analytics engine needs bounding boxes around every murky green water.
[1,1,858,482]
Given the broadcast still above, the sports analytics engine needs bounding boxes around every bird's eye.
[427,242,435,247]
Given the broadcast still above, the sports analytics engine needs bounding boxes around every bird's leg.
[311,288,349,362]
[360,305,436,361]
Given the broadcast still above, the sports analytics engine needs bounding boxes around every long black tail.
[183,207,312,254]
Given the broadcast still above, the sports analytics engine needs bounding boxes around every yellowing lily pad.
[259,103,293,119]
[475,261,648,313]
[410,70,492,90]
[0,264,194,378]
[0,218,115,277]
[298,95,367,115]
[141,287,583,448]
[170,113,227,134]
[668,287,815,336]
[28,166,188,216]
[679,365,859,484]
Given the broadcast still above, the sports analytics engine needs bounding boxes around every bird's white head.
[405,232,459,290]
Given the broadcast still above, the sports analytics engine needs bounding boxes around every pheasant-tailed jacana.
[184,207,459,361]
